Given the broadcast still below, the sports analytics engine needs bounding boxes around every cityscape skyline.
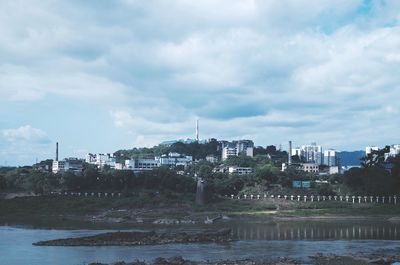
[1,1,400,166]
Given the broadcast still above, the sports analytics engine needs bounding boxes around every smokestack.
[56,142,59,161]
[196,119,199,142]
[288,141,292,165]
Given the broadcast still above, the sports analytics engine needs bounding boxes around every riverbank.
[1,195,400,228]
[87,254,400,265]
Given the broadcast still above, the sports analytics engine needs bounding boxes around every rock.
[33,229,232,247]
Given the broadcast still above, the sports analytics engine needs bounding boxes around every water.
[1,221,400,265]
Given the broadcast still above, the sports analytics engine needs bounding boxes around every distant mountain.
[339,151,365,167]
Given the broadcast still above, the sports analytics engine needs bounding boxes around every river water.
[1,220,400,265]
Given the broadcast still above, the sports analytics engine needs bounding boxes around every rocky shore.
[33,228,232,246]
[87,254,400,265]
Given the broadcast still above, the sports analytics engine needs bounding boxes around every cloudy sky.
[1,0,399,166]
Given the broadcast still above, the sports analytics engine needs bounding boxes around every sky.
[0,0,399,166]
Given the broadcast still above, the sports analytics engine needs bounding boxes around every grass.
[0,192,195,217]
[1,195,399,227]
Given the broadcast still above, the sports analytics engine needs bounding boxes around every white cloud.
[2,125,50,143]
[1,0,400,165]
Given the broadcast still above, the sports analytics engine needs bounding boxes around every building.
[302,143,322,165]
[221,140,254,161]
[291,148,302,157]
[125,159,160,172]
[156,152,193,167]
[365,146,379,156]
[301,163,319,173]
[385,145,400,160]
[291,143,322,165]
[205,155,219,163]
[328,166,340,175]
[52,158,83,174]
[228,166,253,175]
[323,149,339,167]
[86,153,116,169]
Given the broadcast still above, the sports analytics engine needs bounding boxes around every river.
[1,220,400,265]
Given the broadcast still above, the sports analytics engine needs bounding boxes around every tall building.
[221,140,254,161]
[291,143,322,165]
[365,146,379,156]
[324,149,339,167]
[302,143,322,165]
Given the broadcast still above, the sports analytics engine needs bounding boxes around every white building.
[385,145,400,160]
[221,140,254,161]
[323,149,339,167]
[156,152,192,167]
[291,143,322,165]
[329,166,340,175]
[86,153,116,169]
[205,155,219,163]
[125,159,160,171]
[228,166,253,175]
[291,148,302,157]
[365,146,379,156]
[302,143,322,165]
[301,163,319,173]
[52,158,83,174]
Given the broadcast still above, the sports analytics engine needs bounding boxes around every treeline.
[0,165,196,194]
[343,155,400,195]
[114,139,222,161]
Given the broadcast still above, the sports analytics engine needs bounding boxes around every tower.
[196,119,199,142]
[288,141,292,165]
[56,142,59,161]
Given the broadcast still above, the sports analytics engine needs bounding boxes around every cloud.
[1,0,400,165]
[0,125,52,166]
[2,125,50,144]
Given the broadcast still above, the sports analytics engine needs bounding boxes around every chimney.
[56,142,59,161]
[196,119,199,142]
[288,141,292,165]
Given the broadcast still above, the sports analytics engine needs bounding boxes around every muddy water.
[1,220,400,265]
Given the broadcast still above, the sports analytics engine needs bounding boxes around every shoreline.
[1,195,400,229]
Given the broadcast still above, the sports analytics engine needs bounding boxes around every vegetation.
[1,143,400,203]
[0,165,196,195]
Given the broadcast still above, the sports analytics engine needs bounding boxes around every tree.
[224,155,256,167]
[252,163,279,185]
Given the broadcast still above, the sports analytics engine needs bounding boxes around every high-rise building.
[324,149,339,167]
[221,140,254,161]
[302,143,322,165]
[365,146,379,156]
[291,143,322,165]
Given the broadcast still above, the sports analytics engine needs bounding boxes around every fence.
[226,194,398,204]
[49,191,122,198]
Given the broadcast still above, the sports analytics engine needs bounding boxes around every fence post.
[394,196,397,205]
[340,196,343,201]
[304,195,307,202]
[358,196,361,204]
[311,195,314,202]
[352,196,355,204]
